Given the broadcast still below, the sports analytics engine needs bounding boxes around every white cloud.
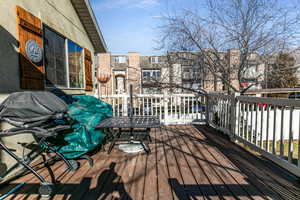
[93,0,160,10]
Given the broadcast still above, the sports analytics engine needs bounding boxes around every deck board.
[155,127,174,200]
[172,126,219,199]
[1,125,300,200]
[185,126,258,200]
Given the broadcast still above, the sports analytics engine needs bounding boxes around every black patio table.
[96,116,160,154]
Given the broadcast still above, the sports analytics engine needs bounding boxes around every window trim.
[67,39,85,89]
[43,24,85,90]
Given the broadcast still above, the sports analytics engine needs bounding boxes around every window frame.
[142,69,161,82]
[43,24,86,90]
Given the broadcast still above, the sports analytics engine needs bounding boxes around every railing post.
[123,94,128,117]
[230,93,240,141]
[205,94,210,125]
[164,94,169,124]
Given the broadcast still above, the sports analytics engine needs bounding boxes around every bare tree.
[156,0,300,93]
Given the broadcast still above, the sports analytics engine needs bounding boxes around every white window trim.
[44,30,85,90]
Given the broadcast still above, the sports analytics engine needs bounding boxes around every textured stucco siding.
[0,0,96,95]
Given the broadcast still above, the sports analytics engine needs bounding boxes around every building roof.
[71,0,107,53]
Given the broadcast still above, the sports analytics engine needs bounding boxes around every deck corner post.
[205,94,210,125]
[230,92,240,136]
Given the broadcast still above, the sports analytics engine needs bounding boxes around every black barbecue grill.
[0,92,79,197]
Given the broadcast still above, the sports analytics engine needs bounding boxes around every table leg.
[107,128,122,154]
[140,140,150,154]
[146,128,152,142]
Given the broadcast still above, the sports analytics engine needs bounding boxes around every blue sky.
[90,0,299,55]
[90,0,196,55]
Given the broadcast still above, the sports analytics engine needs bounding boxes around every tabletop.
[96,116,161,128]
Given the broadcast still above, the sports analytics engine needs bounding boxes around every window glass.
[44,27,67,87]
[114,56,126,63]
[151,56,162,64]
[142,70,161,81]
[68,40,84,88]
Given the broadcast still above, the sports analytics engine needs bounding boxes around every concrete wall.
[0,0,96,96]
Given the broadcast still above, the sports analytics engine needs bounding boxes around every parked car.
[258,103,268,109]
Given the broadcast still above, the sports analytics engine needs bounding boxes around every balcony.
[1,93,300,199]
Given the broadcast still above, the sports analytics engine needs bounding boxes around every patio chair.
[0,92,79,197]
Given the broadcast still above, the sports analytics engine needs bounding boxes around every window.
[114,56,127,63]
[44,27,67,87]
[68,40,84,88]
[142,69,160,82]
[151,56,162,64]
[44,26,85,89]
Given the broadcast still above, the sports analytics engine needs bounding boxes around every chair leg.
[45,145,78,171]
[0,142,47,183]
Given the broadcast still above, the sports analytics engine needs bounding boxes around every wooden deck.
[1,125,300,199]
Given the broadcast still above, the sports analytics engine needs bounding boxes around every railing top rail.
[207,93,235,100]
[237,96,300,107]
[101,93,199,98]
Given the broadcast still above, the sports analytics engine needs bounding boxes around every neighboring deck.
[1,125,300,199]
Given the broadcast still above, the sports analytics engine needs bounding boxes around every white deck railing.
[206,93,300,178]
[99,93,206,125]
[98,92,300,178]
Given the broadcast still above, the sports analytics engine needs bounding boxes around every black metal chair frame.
[0,123,79,197]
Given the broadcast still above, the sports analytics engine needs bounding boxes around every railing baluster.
[147,98,150,116]
[266,104,270,151]
[183,96,186,121]
[112,98,115,116]
[272,105,277,154]
[288,107,294,163]
[241,103,245,137]
[255,103,258,146]
[171,96,173,118]
[151,98,153,116]
[220,98,223,128]
[192,96,194,119]
[175,96,178,120]
[237,101,241,137]
[159,97,162,121]
[142,97,145,117]
[250,103,253,143]
[260,104,264,148]
[227,99,230,131]
[187,96,190,122]
[298,110,300,167]
[280,107,285,157]
[246,103,249,140]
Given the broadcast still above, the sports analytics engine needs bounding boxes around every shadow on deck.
[1,125,300,199]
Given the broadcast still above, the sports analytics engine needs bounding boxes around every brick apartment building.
[96,50,265,96]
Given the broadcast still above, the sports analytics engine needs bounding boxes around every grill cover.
[0,92,68,126]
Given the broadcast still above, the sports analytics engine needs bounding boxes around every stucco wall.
[0,0,96,95]
[0,0,99,182]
